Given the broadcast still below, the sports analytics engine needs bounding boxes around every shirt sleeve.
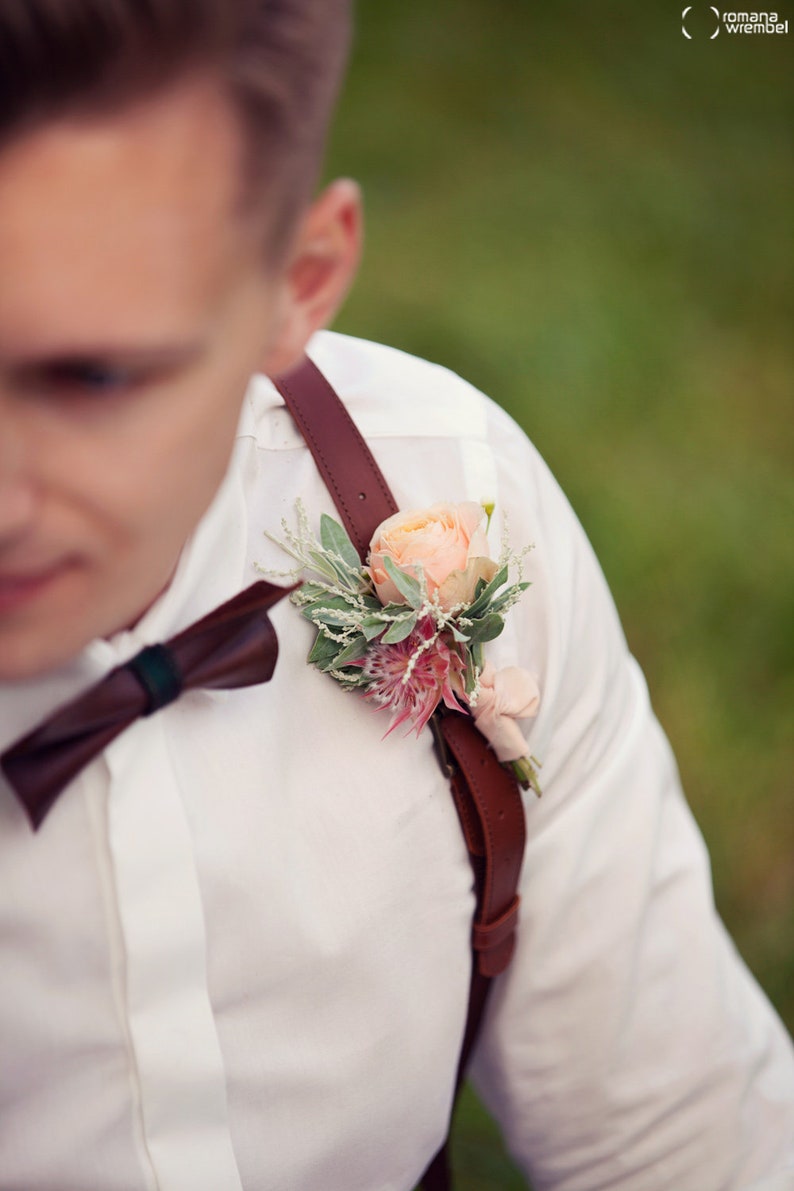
[468,399,794,1191]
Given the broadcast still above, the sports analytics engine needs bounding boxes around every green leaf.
[465,613,505,644]
[360,616,387,641]
[308,610,354,628]
[307,549,343,583]
[465,565,509,618]
[307,631,342,669]
[382,556,423,609]
[320,514,361,572]
[487,581,530,615]
[360,594,384,615]
[381,613,418,644]
[333,668,369,689]
[378,601,411,618]
[296,581,331,603]
[333,635,369,668]
[304,594,357,627]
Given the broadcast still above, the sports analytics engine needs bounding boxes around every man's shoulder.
[308,329,486,414]
[244,330,510,449]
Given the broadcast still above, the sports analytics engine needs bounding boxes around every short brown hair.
[0,0,353,252]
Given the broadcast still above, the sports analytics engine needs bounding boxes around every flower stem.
[508,755,543,797]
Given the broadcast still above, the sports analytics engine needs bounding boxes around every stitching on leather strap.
[449,770,486,856]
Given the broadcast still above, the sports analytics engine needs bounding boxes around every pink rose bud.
[368,501,496,610]
[471,662,540,762]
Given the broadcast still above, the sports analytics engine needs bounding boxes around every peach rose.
[368,502,497,611]
[471,661,540,762]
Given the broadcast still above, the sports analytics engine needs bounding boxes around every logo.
[682,5,721,36]
[682,6,789,35]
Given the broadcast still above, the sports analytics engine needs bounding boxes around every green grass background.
[324,3,792,1185]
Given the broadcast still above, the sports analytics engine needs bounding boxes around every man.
[0,2,792,1188]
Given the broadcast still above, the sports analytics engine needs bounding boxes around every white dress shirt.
[1,331,792,1191]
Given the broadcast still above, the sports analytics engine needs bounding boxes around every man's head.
[0,0,352,255]
[0,1,362,681]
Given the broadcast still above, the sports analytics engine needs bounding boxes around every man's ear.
[262,178,362,377]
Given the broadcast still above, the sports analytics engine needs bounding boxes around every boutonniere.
[265,500,542,794]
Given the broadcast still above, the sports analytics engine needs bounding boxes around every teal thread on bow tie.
[126,644,183,715]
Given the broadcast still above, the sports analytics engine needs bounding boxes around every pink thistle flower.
[361,617,467,736]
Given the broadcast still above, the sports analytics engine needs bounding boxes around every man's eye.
[42,361,136,393]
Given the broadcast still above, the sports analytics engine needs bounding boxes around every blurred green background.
[325,2,793,1185]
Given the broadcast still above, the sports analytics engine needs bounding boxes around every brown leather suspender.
[273,356,527,1191]
[272,358,398,559]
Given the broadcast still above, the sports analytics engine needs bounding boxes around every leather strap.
[442,713,526,979]
[272,355,527,1191]
[272,356,398,556]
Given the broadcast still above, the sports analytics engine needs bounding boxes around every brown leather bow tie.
[1,580,293,831]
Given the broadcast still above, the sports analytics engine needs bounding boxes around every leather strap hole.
[358,491,367,501]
